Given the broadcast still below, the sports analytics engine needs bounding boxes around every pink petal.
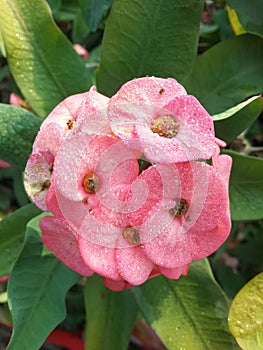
[213,154,232,185]
[128,166,163,227]
[33,92,88,154]
[73,44,89,59]
[53,133,115,201]
[134,95,215,163]
[40,216,93,276]
[142,212,231,268]
[33,122,67,156]
[0,275,9,283]
[116,246,153,285]
[215,137,227,148]
[163,95,215,157]
[78,236,121,280]
[33,87,109,156]
[10,93,23,107]
[108,77,187,150]
[103,278,134,291]
[24,151,54,211]
[159,264,189,279]
[186,162,228,232]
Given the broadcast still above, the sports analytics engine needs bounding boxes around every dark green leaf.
[0,187,11,211]
[227,0,263,37]
[228,237,263,265]
[0,204,41,277]
[97,0,204,97]
[85,274,138,350]
[0,0,91,118]
[185,34,263,114]
[213,265,246,299]
[13,172,30,207]
[0,104,41,168]
[79,0,112,32]
[224,150,263,220]
[72,11,90,43]
[46,0,62,14]
[132,259,238,350]
[214,8,234,40]
[213,95,263,143]
[53,0,80,21]
[7,214,80,350]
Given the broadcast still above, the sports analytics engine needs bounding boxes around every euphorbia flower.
[24,87,109,211]
[108,77,216,163]
[24,77,232,291]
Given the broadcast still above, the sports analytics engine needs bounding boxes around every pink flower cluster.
[24,77,232,291]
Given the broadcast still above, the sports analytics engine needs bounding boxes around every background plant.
[0,0,262,349]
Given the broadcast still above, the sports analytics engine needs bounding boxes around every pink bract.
[108,77,216,163]
[0,160,11,168]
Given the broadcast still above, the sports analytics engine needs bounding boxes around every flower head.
[24,78,232,290]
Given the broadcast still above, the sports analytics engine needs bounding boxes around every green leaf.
[224,150,263,220]
[0,104,41,168]
[79,0,112,32]
[0,0,91,118]
[212,95,263,143]
[132,259,238,350]
[228,237,263,265]
[46,0,62,14]
[185,34,263,114]
[0,204,41,277]
[53,0,80,22]
[7,214,80,350]
[84,274,138,350]
[97,0,204,97]
[226,0,263,37]
[228,272,263,350]
[0,27,6,57]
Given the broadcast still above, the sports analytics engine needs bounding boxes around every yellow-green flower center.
[151,115,179,138]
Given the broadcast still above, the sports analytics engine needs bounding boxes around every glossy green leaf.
[224,150,263,220]
[79,0,112,32]
[213,95,263,143]
[97,0,204,97]
[85,274,138,350]
[228,272,263,350]
[0,104,41,168]
[227,0,263,37]
[0,204,41,277]
[0,0,91,118]
[132,259,238,350]
[7,214,80,350]
[185,34,263,114]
